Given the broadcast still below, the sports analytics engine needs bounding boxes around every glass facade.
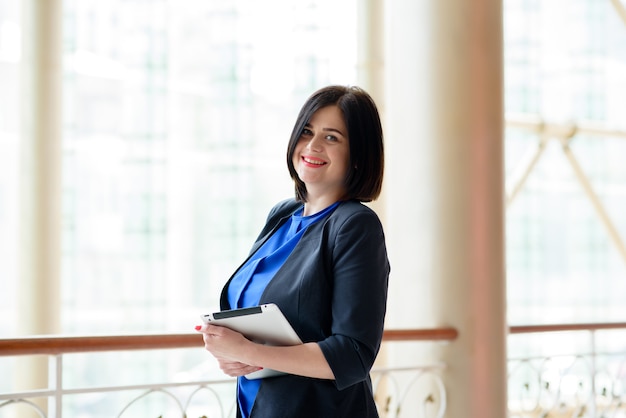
[59,0,357,335]
[504,0,626,325]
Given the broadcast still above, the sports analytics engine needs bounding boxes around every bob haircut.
[286,85,384,203]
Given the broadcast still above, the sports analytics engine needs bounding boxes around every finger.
[205,324,231,336]
[195,324,227,335]
[220,363,263,377]
[216,358,257,371]
[196,324,216,335]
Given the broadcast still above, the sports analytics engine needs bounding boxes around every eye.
[301,128,313,136]
[325,134,338,142]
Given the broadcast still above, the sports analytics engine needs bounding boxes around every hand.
[215,357,263,377]
[195,324,335,380]
[195,324,256,366]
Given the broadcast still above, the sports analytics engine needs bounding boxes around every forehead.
[308,105,346,130]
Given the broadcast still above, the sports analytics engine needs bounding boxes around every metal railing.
[508,323,626,418]
[2,324,626,418]
[0,328,457,418]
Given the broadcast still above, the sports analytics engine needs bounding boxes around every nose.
[306,134,324,152]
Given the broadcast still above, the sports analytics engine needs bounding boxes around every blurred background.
[1,0,626,416]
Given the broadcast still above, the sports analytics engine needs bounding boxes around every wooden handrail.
[0,334,202,356]
[2,323,626,357]
[509,322,626,334]
[382,328,458,342]
[0,328,458,357]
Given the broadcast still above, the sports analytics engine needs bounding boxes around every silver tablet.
[200,303,302,379]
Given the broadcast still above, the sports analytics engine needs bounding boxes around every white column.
[16,0,63,415]
[356,0,384,103]
[356,0,386,219]
[384,0,507,417]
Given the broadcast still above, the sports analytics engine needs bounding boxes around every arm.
[198,323,334,379]
[318,207,390,389]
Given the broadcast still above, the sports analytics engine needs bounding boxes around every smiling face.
[291,105,350,204]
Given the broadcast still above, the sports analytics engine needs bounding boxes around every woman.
[196,85,390,418]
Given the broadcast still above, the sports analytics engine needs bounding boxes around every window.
[504,0,626,324]
[58,0,357,335]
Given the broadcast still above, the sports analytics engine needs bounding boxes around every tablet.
[200,303,302,379]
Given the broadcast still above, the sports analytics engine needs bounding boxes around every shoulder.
[332,200,382,221]
[267,198,303,220]
[326,200,385,232]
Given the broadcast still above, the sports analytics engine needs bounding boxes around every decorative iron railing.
[508,323,626,418]
[0,329,456,418]
[2,324,625,417]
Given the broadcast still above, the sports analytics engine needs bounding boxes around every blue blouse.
[227,202,339,418]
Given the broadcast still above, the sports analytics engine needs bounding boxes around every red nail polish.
[195,325,202,331]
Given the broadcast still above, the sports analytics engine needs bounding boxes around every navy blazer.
[220,198,390,418]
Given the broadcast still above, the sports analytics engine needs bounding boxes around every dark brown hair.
[286,85,384,202]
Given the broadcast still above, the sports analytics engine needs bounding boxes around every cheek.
[291,151,300,170]
[292,143,304,163]
[338,150,351,171]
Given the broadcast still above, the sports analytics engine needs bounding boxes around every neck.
[302,189,345,216]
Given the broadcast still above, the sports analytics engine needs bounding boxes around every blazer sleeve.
[317,206,390,390]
